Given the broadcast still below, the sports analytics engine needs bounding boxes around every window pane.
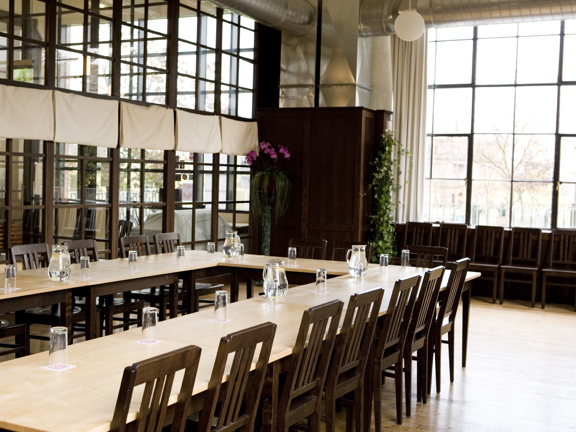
[147,4,168,34]
[432,88,472,133]
[121,63,144,100]
[515,86,557,133]
[477,23,517,38]
[12,155,43,206]
[560,137,576,182]
[0,0,8,34]
[120,162,141,203]
[473,134,513,181]
[511,182,552,228]
[566,20,576,34]
[476,38,517,84]
[198,48,216,80]
[239,28,254,59]
[562,35,576,81]
[55,143,79,156]
[54,159,81,204]
[222,22,237,53]
[12,139,43,154]
[56,49,83,90]
[471,180,511,227]
[179,7,198,43]
[430,136,468,179]
[427,41,436,85]
[238,91,253,118]
[513,135,554,181]
[144,163,163,203]
[436,27,473,41]
[14,43,45,85]
[238,59,253,89]
[434,40,473,84]
[119,206,140,233]
[559,85,576,134]
[424,179,467,223]
[178,41,197,76]
[86,57,112,95]
[86,161,110,204]
[177,75,196,109]
[518,21,560,36]
[474,87,515,133]
[557,183,576,228]
[516,36,560,84]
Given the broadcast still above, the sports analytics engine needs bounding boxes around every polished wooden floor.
[2,291,575,432]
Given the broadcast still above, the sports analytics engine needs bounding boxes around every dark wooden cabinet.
[253,107,391,256]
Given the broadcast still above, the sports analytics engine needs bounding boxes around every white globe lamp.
[394,9,425,42]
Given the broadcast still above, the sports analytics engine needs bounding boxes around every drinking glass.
[238,243,244,256]
[4,264,16,290]
[214,290,228,322]
[401,249,410,267]
[49,327,68,366]
[266,282,280,307]
[79,256,90,279]
[177,245,186,258]
[128,250,138,272]
[315,268,327,293]
[355,262,365,279]
[142,307,158,340]
[207,242,216,255]
[288,247,297,261]
[379,254,389,267]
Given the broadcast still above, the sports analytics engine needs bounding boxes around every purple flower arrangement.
[245,142,290,166]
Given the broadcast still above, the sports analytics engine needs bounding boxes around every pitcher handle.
[262,265,267,281]
[346,249,352,264]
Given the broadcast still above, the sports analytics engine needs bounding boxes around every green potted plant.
[246,142,291,255]
[366,130,411,262]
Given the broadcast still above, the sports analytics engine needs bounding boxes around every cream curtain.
[220,117,259,156]
[120,102,175,150]
[391,33,428,223]
[175,110,222,154]
[54,91,119,147]
[0,84,54,141]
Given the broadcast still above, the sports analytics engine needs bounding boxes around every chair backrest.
[63,239,99,263]
[404,222,433,249]
[279,300,343,426]
[110,345,202,432]
[406,245,448,268]
[330,241,372,262]
[438,223,468,262]
[408,266,445,339]
[325,288,383,393]
[437,258,470,324]
[547,229,576,270]
[507,227,542,267]
[10,243,51,269]
[374,274,420,359]
[154,232,182,254]
[472,225,504,265]
[118,220,133,239]
[120,235,152,258]
[196,322,277,432]
[288,238,328,260]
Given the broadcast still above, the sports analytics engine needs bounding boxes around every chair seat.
[501,265,538,273]
[542,268,576,277]
[469,262,499,271]
[25,305,84,317]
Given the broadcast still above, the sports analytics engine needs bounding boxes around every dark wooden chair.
[406,245,448,268]
[288,238,328,260]
[428,258,470,394]
[64,239,145,336]
[403,222,433,249]
[366,274,420,427]
[120,235,152,257]
[542,229,576,310]
[437,223,468,263]
[194,322,277,432]
[324,288,383,432]
[499,227,542,307]
[0,321,30,358]
[9,243,86,342]
[118,219,133,239]
[274,300,343,432]
[404,266,445,416]
[330,241,372,263]
[470,225,504,304]
[110,345,202,432]
[154,232,227,314]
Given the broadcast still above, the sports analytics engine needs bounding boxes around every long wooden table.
[0,264,479,432]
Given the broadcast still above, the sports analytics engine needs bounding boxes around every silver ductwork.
[208,0,316,37]
[360,0,576,37]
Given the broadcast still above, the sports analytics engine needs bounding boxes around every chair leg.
[492,270,498,304]
[363,359,373,432]
[404,351,412,417]
[309,411,320,432]
[427,335,434,395]
[353,386,363,432]
[542,276,547,309]
[435,336,442,394]
[373,367,382,432]
[448,328,455,383]
[531,273,537,308]
[324,388,336,432]
[499,270,505,305]
[394,360,403,425]
[105,311,114,336]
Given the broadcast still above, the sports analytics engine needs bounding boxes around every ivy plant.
[365,130,411,262]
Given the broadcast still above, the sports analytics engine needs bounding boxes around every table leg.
[230,268,238,303]
[246,279,252,299]
[58,291,73,344]
[169,277,178,319]
[462,281,471,367]
[85,288,99,340]
[183,271,196,314]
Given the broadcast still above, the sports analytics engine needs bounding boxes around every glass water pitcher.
[48,245,71,282]
[346,244,369,278]
[262,259,289,299]
[223,231,239,258]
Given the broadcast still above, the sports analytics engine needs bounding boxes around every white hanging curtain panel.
[220,117,259,156]
[54,91,119,148]
[0,84,54,141]
[120,102,175,150]
[175,110,222,154]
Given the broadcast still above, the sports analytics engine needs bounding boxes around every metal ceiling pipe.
[208,0,316,37]
[360,0,576,37]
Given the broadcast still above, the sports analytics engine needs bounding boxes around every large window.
[426,20,576,228]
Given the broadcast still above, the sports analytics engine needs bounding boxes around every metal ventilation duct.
[360,0,576,37]
[208,0,316,37]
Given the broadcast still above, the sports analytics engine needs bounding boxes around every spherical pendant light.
[394,9,425,41]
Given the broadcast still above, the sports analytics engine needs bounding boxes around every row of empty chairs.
[287,238,372,262]
[398,222,576,310]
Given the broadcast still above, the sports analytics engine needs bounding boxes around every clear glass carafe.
[262,259,289,299]
[48,245,71,282]
[223,232,239,258]
[346,245,369,278]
